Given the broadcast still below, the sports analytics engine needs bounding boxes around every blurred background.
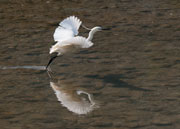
[0,0,180,129]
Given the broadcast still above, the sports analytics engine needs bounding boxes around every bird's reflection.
[48,72,99,115]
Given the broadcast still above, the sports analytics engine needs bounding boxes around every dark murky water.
[0,0,180,129]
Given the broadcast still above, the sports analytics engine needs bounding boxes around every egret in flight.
[46,16,102,70]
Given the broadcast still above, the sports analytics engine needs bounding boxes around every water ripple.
[0,66,46,70]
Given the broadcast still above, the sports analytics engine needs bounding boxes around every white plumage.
[53,16,81,42]
[50,36,94,55]
[50,81,98,115]
[46,16,102,69]
[59,16,81,35]
[50,16,101,55]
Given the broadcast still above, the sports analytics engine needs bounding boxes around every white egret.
[46,16,102,69]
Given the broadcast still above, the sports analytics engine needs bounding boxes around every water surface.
[0,0,180,129]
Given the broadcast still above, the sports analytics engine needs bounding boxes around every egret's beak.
[101,27,110,31]
[46,53,58,70]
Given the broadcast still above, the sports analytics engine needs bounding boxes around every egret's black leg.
[46,54,58,70]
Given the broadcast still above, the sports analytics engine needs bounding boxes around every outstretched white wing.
[49,36,93,54]
[61,36,94,48]
[60,16,82,35]
[53,16,82,42]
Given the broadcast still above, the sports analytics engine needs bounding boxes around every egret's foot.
[46,66,52,72]
[47,69,53,78]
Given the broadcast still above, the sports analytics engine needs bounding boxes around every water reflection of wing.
[50,81,99,115]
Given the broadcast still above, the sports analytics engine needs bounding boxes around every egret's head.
[93,26,111,31]
[92,26,102,31]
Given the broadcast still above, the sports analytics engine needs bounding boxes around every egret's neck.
[87,28,98,41]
